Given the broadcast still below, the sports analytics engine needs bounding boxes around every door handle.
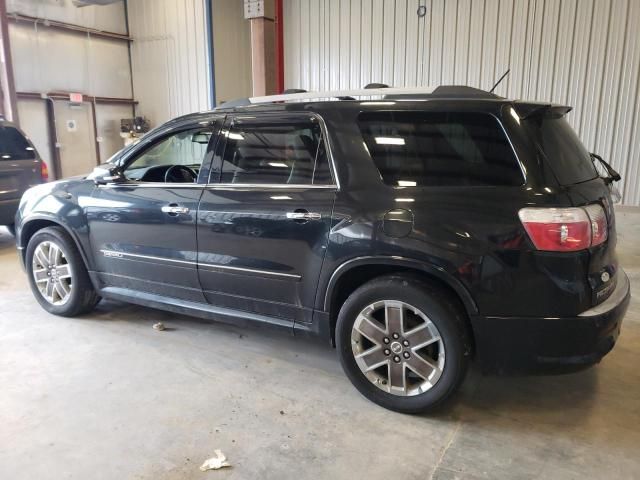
[161,204,190,215]
[286,210,321,221]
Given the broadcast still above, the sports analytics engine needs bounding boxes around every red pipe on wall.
[274,0,284,93]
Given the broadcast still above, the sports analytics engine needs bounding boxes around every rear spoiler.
[513,102,572,119]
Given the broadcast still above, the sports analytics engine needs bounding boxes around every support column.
[245,0,276,97]
[0,0,18,123]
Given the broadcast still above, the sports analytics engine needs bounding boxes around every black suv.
[15,86,630,413]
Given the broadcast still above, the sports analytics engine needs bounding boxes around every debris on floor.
[199,450,231,471]
[152,322,165,331]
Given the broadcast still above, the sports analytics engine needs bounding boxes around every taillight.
[518,204,608,252]
[584,204,608,246]
[40,161,49,182]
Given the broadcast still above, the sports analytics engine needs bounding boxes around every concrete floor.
[1,210,639,480]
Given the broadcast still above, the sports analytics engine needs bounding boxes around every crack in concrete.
[429,419,463,480]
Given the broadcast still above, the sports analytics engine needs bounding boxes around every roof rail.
[246,86,437,105]
[218,85,499,109]
[283,88,307,94]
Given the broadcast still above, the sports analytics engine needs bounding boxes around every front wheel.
[26,226,100,316]
[336,275,470,413]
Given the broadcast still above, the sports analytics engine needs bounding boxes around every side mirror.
[90,165,126,185]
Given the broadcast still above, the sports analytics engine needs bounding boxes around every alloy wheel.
[31,240,73,305]
[351,300,445,396]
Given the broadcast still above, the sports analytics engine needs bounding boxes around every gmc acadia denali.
[15,86,630,412]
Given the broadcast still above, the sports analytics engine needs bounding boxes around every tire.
[6,224,16,236]
[26,226,100,316]
[336,275,470,413]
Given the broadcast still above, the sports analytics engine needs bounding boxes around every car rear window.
[523,117,598,185]
[358,111,523,187]
[0,126,36,160]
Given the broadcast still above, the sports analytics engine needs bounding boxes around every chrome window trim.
[98,182,337,190]
[205,183,337,190]
[98,182,204,189]
[494,113,527,185]
[100,249,301,280]
[198,262,301,280]
[313,113,341,190]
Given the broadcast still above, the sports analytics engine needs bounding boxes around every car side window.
[124,128,212,183]
[219,117,329,185]
[0,126,36,160]
[358,111,523,187]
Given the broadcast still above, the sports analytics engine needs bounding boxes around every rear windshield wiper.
[590,153,621,184]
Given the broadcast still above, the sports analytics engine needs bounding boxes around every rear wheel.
[26,226,99,316]
[336,275,470,413]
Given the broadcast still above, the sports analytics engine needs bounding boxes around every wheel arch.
[19,215,92,272]
[322,256,478,345]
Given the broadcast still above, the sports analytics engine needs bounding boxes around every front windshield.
[106,139,142,164]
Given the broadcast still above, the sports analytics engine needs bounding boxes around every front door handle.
[161,204,190,216]
[286,210,321,221]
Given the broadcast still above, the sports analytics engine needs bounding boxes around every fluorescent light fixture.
[397,180,416,187]
[1,155,10,159]
[270,195,292,200]
[268,162,289,168]
[26,147,34,151]
[395,198,415,203]
[375,137,405,145]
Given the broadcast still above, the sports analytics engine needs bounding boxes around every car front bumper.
[472,269,631,374]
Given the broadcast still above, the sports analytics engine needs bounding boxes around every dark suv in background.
[0,118,46,235]
[14,86,630,412]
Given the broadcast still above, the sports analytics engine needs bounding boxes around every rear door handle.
[161,204,190,215]
[286,211,321,221]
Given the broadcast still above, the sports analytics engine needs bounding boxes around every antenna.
[489,69,510,94]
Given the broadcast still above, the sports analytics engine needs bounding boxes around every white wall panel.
[7,0,127,34]
[284,0,640,205]
[16,99,51,170]
[10,22,131,98]
[128,0,211,127]
[9,1,132,172]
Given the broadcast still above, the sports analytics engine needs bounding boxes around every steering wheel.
[164,165,197,183]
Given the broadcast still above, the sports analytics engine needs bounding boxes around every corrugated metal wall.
[127,0,212,128]
[7,0,133,171]
[284,0,640,206]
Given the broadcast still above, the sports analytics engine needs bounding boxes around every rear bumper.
[472,270,630,374]
[0,198,19,225]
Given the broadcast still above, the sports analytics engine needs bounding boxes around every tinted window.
[524,117,597,185]
[220,119,327,185]
[125,128,212,182]
[312,139,333,184]
[0,126,36,160]
[358,111,523,186]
